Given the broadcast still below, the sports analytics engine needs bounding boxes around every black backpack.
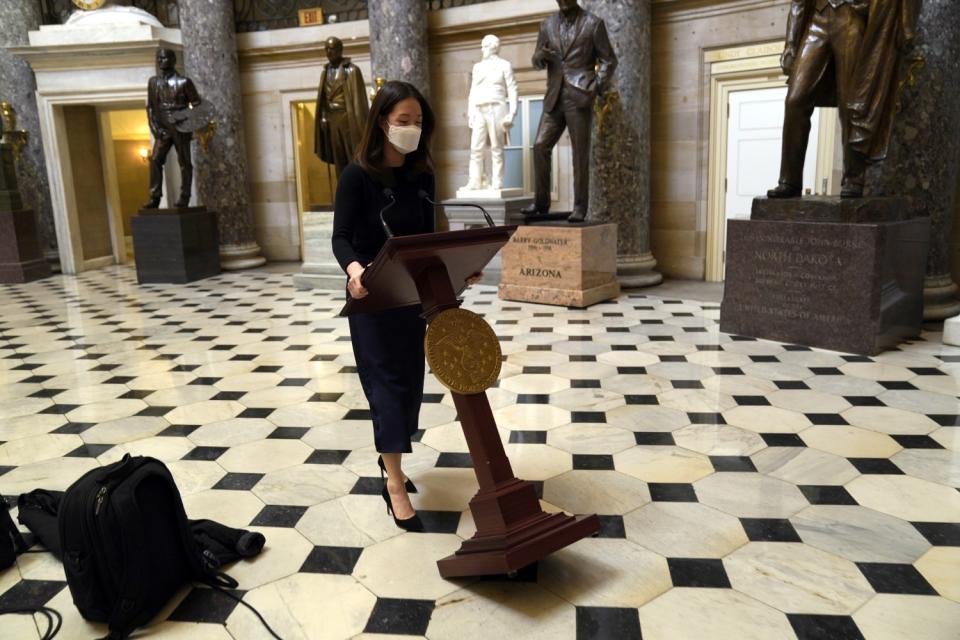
[58,454,238,639]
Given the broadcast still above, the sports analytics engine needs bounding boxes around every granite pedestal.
[442,195,533,285]
[0,208,51,283]
[499,222,620,308]
[720,197,929,355]
[131,207,220,284]
[293,207,343,290]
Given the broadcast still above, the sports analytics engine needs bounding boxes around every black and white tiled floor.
[1,266,959,639]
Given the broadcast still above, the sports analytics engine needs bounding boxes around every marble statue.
[144,48,202,209]
[768,0,921,199]
[314,37,370,177]
[520,0,617,223]
[462,35,518,193]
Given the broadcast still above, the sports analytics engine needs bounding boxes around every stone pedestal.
[131,207,220,284]
[499,222,620,308]
[943,314,960,346]
[455,187,523,201]
[0,208,50,283]
[293,208,344,290]
[443,195,533,285]
[720,197,929,355]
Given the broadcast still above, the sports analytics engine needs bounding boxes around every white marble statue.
[65,4,163,28]
[462,35,518,193]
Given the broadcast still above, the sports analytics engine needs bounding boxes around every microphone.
[418,189,495,228]
[379,188,396,238]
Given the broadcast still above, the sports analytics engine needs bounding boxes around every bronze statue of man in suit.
[768,0,920,199]
[314,37,370,177]
[520,0,617,222]
[144,48,201,209]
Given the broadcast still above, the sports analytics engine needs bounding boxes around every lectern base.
[437,513,600,578]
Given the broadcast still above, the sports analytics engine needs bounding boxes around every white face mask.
[386,124,422,155]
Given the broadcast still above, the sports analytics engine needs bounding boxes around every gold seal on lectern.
[425,308,501,395]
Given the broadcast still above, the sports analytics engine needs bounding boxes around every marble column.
[0,1,57,264]
[367,0,431,97]
[865,0,960,320]
[177,0,265,270]
[582,0,661,288]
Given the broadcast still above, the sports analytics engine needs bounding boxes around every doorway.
[53,103,157,271]
[704,43,839,282]
[291,101,338,259]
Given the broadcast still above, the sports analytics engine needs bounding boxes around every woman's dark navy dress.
[331,162,436,453]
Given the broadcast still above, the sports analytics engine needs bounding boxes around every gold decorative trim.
[72,0,107,10]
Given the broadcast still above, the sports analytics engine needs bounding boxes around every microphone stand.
[418,190,496,228]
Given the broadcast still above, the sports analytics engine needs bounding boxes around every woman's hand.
[466,271,483,286]
[347,261,369,299]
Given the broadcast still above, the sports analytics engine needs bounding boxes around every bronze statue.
[768,0,920,199]
[144,48,202,209]
[314,37,370,177]
[520,0,617,223]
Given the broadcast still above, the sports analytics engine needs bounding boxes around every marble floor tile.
[672,424,766,456]
[267,401,347,428]
[547,424,636,455]
[914,547,960,603]
[639,588,795,640]
[543,470,651,515]
[846,475,960,522]
[801,425,902,458]
[218,526,313,590]
[494,404,571,430]
[97,436,194,465]
[81,416,169,445]
[252,463,356,506]
[217,439,313,474]
[853,594,960,640]
[892,449,960,488]
[226,573,376,640]
[657,388,736,413]
[614,446,714,483]
[695,473,808,519]
[725,541,874,614]
[768,390,851,413]
[604,405,691,432]
[186,417,276,447]
[791,505,931,563]
[842,406,940,435]
[0,433,82,466]
[182,489,265,529]
[351,533,467,600]
[0,457,98,493]
[296,495,403,547]
[624,502,748,558]
[165,400,245,425]
[428,582,576,640]
[537,538,671,608]
[752,447,860,485]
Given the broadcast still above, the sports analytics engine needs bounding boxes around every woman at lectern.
[331,81,436,532]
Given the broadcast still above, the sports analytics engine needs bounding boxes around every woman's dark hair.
[355,80,435,176]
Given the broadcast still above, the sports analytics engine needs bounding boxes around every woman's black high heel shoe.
[381,485,424,532]
[378,455,417,493]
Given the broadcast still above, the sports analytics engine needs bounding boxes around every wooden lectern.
[341,226,600,578]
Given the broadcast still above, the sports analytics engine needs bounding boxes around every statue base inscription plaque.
[132,207,220,284]
[720,197,929,356]
[499,222,620,308]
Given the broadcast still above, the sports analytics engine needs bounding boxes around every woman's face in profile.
[383,97,423,131]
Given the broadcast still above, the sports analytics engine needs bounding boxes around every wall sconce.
[138,146,150,163]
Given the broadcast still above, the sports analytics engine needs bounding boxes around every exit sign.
[298,8,324,26]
